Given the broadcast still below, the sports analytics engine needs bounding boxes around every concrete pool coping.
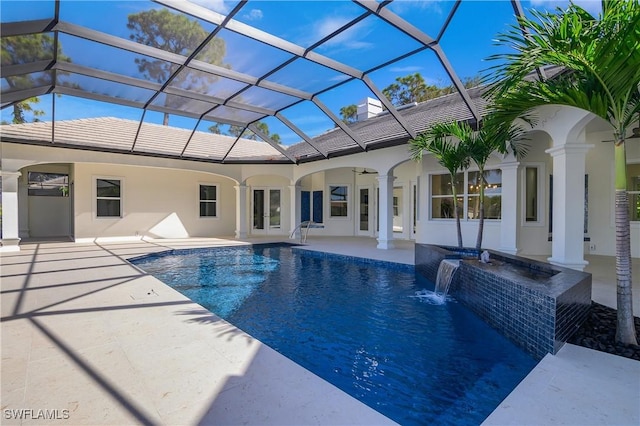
[1,237,639,425]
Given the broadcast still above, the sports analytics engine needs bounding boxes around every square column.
[545,143,594,271]
[289,184,301,240]
[1,171,22,251]
[234,183,247,239]
[376,174,395,249]
[499,160,520,255]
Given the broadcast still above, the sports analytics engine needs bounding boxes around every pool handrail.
[290,220,324,243]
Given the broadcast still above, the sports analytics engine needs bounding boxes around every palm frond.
[408,122,470,176]
[485,0,640,134]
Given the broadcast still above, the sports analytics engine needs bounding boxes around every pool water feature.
[434,259,460,298]
[131,244,537,425]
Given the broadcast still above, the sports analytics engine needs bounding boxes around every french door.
[252,187,282,235]
[357,185,374,236]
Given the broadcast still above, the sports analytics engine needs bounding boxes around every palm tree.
[410,118,529,255]
[464,117,530,255]
[485,1,640,344]
[410,123,470,248]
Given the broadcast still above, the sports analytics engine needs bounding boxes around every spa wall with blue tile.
[415,244,592,360]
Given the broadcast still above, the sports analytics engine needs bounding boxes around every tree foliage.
[10,97,45,124]
[409,125,471,248]
[382,73,482,107]
[485,0,640,344]
[1,33,69,123]
[220,121,282,144]
[340,104,358,124]
[127,8,226,125]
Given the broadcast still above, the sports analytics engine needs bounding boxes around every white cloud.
[313,16,353,45]
[387,0,444,16]
[244,9,263,21]
[328,74,350,82]
[191,0,229,14]
[388,65,423,74]
[308,15,375,55]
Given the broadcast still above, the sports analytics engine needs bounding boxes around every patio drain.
[129,288,159,300]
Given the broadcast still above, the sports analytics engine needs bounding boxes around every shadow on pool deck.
[0,239,392,425]
[1,237,638,425]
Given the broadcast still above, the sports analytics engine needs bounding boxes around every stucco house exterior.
[2,86,639,269]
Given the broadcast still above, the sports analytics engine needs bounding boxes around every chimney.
[356,97,382,122]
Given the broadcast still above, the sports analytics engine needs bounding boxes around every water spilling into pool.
[131,244,537,425]
[434,259,460,298]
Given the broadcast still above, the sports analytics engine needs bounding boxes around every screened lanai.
[0,0,548,163]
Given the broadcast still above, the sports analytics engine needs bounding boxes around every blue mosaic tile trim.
[292,247,415,272]
[554,276,591,352]
[128,243,413,273]
[415,244,592,360]
[127,242,300,263]
[457,262,555,359]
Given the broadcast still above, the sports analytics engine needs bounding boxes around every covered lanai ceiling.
[1,0,531,164]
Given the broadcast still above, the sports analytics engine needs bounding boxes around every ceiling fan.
[352,168,378,175]
[603,114,640,142]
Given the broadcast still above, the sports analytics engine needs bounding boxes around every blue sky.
[1,0,603,145]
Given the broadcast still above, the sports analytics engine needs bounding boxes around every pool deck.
[1,236,639,425]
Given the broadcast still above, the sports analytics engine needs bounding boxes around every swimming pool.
[131,244,537,425]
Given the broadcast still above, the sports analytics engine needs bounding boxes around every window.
[302,190,324,223]
[199,184,218,217]
[313,191,323,223]
[524,166,539,222]
[430,170,502,220]
[28,172,69,197]
[628,163,640,222]
[329,185,348,217]
[96,179,121,217]
[468,170,502,220]
[430,173,463,219]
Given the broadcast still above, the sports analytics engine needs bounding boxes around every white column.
[234,183,247,239]
[499,159,520,255]
[289,184,301,240]
[18,172,29,238]
[376,174,395,249]
[1,171,22,251]
[545,143,594,271]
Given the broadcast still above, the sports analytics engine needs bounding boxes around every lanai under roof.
[1,0,538,164]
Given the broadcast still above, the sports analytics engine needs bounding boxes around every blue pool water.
[131,244,537,425]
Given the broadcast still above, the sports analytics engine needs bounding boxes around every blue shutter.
[313,191,323,223]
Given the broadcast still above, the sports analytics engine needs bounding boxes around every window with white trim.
[430,172,463,219]
[524,166,539,222]
[199,184,218,217]
[467,170,502,219]
[96,178,122,218]
[329,185,348,217]
[430,170,502,220]
[521,164,545,226]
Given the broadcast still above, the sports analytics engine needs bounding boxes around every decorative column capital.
[499,161,520,171]
[545,143,594,157]
[376,174,395,184]
[0,170,22,179]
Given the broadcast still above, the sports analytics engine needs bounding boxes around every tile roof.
[0,117,286,162]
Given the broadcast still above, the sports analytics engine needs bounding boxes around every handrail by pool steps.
[290,221,324,243]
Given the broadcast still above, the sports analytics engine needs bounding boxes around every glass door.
[393,186,404,235]
[357,185,373,236]
[252,187,282,235]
